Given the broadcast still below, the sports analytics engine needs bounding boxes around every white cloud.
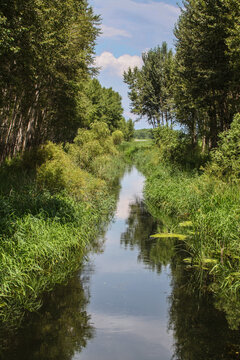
[95,51,143,77]
[91,0,180,44]
[101,25,132,38]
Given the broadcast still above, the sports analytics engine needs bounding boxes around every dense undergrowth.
[0,122,125,327]
[123,117,240,329]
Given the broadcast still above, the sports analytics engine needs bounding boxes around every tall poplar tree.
[124,43,174,128]
[174,0,240,149]
[0,0,100,160]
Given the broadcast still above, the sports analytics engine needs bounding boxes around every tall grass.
[0,186,118,326]
[0,124,126,327]
[127,141,240,329]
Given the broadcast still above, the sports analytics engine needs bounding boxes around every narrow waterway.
[2,167,240,360]
[76,167,173,360]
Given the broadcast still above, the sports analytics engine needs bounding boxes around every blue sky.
[89,0,182,129]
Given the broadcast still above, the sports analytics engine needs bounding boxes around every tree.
[0,0,100,160]
[125,119,134,141]
[83,79,124,132]
[123,42,174,128]
[174,0,240,150]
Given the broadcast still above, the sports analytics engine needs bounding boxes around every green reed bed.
[127,142,240,329]
[0,188,116,326]
[0,122,126,327]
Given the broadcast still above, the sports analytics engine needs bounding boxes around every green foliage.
[134,128,153,139]
[125,119,135,141]
[153,127,190,164]
[124,42,174,127]
[90,121,111,138]
[86,79,124,131]
[206,113,240,182]
[37,142,106,200]
[153,126,207,169]
[112,130,124,145]
[0,122,126,327]
[68,121,118,172]
[131,141,240,328]
[0,0,101,159]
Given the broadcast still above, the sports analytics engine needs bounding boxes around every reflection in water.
[1,167,240,360]
[0,271,94,360]
[121,198,175,274]
[75,168,174,360]
[169,261,240,359]
[119,175,240,359]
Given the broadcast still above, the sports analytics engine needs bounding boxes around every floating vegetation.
[150,233,188,240]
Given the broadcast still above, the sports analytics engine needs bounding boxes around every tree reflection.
[121,197,240,359]
[169,260,240,360]
[0,270,94,360]
[121,198,176,273]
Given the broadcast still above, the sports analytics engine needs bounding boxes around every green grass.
[128,142,240,329]
[0,187,117,326]
[0,142,126,328]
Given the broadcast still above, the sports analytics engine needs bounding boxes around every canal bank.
[1,167,240,360]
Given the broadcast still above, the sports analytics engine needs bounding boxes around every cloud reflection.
[93,312,173,348]
[115,168,145,220]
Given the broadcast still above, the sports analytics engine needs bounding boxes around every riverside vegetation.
[2,0,240,336]
[0,0,134,329]
[0,122,126,327]
[123,116,240,330]
[122,0,240,331]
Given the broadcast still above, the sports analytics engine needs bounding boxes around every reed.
[0,126,126,327]
[127,141,240,329]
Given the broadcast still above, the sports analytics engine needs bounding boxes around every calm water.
[1,167,240,360]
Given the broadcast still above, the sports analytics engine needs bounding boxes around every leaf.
[202,258,217,265]
[230,272,240,277]
[183,257,192,264]
[179,221,193,227]
[150,233,188,240]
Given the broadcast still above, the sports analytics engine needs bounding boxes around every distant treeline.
[134,129,153,139]
[124,0,240,151]
[0,1,131,161]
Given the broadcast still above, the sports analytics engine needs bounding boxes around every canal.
[2,167,240,360]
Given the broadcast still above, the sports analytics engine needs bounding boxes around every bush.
[207,113,240,182]
[68,122,118,171]
[152,126,205,168]
[0,121,125,326]
[153,127,190,163]
[112,130,124,145]
[37,142,106,201]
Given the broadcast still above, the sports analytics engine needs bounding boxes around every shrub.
[37,142,106,201]
[153,126,191,164]
[207,113,240,182]
[90,121,111,139]
[112,130,124,145]
[68,122,118,171]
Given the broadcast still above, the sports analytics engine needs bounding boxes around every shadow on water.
[0,270,95,360]
[120,195,240,359]
[169,263,240,360]
[120,198,175,274]
[1,167,240,360]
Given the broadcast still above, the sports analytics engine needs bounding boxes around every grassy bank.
[123,140,240,329]
[0,122,125,327]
